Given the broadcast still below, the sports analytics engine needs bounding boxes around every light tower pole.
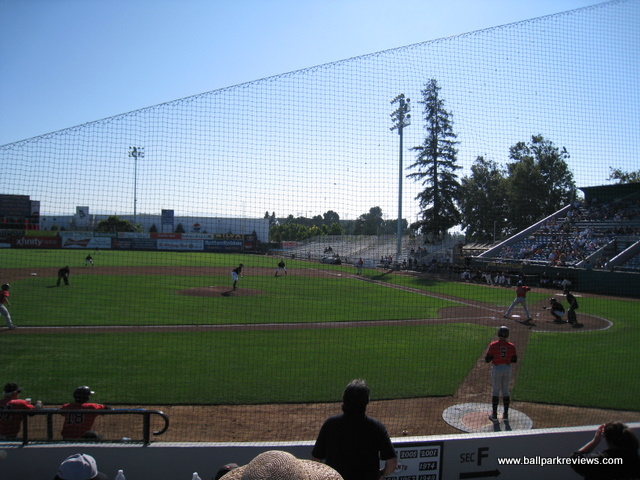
[129,146,144,227]
[390,94,410,267]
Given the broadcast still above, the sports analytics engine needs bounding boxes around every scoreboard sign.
[0,195,31,216]
[390,443,444,480]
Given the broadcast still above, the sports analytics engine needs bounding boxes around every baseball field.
[1,249,639,442]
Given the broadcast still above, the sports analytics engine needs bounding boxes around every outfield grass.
[2,323,492,405]
[14,273,457,326]
[1,249,639,412]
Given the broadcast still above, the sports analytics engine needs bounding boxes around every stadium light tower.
[129,146,144,227]
[390,94,410,267]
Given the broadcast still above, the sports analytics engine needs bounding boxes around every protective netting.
[0,0,638,444]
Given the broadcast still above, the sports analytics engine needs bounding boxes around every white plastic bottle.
[115,470,126,480]
[192,473,202,480]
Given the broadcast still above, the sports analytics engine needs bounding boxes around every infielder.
[274,260,287,277]
[231,263,244,290]
[485,326,517,422]
[504,280,532,321]
[57,266,70,286]
[0,284,15,329]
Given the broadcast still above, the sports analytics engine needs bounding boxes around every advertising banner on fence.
[61,236,112,249]
[9,236,61,249]
[157,239,204,251]
[113,238,158,250]
[204,239,243,252]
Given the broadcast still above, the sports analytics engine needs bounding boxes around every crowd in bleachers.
[494,199,640,270]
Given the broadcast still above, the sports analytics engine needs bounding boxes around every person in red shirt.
[485,326,518,422]
[59,386,110,440]
[503,280,532,323]
[0,382,35,439]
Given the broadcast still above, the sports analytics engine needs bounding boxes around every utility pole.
[129,146,144,228]
[390,94,410,267]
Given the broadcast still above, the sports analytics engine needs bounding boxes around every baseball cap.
[215,463,240,480]
[3,383,21,394]
[56,453,107,480]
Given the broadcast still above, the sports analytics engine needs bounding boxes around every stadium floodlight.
[390,94,410,267]
[129,146,145,227]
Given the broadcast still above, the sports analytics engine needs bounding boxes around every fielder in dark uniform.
[231,264,244,290]
[485,326,517,422]
[57,266,70,286]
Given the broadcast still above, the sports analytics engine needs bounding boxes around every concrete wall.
[2,423,639,480]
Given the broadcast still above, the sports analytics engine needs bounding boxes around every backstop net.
[0,0,638,444]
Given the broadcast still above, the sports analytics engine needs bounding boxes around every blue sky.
[0,0,604,146]
[1,0,636,223]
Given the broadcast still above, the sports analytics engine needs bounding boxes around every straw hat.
[224,451,343,480]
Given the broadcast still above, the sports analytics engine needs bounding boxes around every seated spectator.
[0,382,36,439]
[59,386,110,440]
[571,422,640,479]
[224,450,342,480]
[54,453,107,480]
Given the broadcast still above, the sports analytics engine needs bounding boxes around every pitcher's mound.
[177,286,263,297]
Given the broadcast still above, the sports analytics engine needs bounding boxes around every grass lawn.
[2,324,491,405]
[1,249,639,411]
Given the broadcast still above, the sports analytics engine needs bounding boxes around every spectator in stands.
[225,451,342,480]
[0,382,38,439]
[54,453,107,480]
[539,272,550,288]
[312,379,397,480]
[571,422,640,479]
[59,386,110,440]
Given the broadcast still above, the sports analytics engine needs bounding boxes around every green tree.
[264,211,278,227]
[506,135,576,233]
[354,207,384,235]
[608,167,640,184]
[459,157,509,242]
[94,215,135,233]
[408,79,461,237]
[328,222,344,235]
[323,210,340,226]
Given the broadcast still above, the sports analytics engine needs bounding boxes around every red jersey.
[0,290,9,305]
[0,398,34,437]
[515,285,530,298]
[486,339,517,365]
[60,402,108,439]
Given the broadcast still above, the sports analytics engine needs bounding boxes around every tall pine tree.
[408,79,461,238]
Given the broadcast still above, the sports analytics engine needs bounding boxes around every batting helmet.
[1,284,9,291]
[498,326,510,338]
[73,386,95,402]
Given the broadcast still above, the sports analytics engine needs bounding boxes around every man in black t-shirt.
[312,379,397,480]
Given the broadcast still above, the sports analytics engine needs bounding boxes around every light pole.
[390,94,410,267]
[129,146,144,227]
